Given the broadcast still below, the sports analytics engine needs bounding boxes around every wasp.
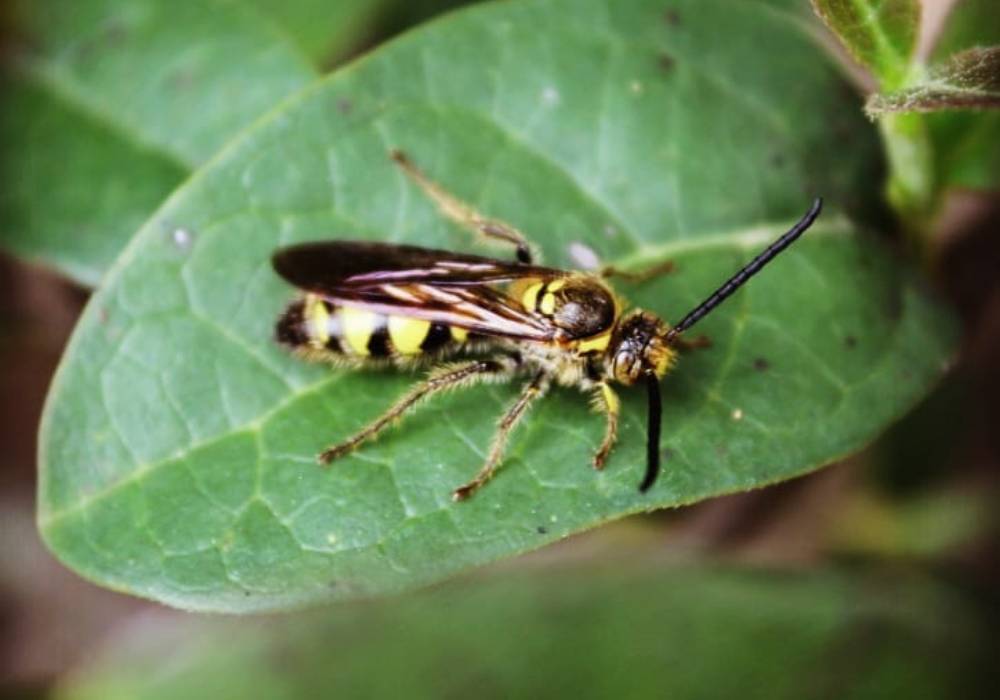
[273,150,822,500]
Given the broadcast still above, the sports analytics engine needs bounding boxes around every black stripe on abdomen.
[420,323,452,353]
[366,322,391,357]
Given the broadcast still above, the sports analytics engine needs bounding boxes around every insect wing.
[272,241,562,291]
[272,241,564,342]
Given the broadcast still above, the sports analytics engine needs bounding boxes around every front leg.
[591,381,620,469]
[671,334,712,352]
[600,259,675,283]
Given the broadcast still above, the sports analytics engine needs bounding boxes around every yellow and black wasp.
[273,150,822,500]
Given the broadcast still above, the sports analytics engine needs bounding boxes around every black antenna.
[666,198,823,342]
[639,371,662,492]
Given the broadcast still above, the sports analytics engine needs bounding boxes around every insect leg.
[671,335,712,352]
[600,259,675,283]
[591,382,620,469]
[318,358,514,464]
[390,149,535,264]
[452,369,549,500]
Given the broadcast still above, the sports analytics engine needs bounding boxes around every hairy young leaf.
[810,0,920,89]
[0,0,316,284]
[866,47,1000,115]
[38,0,955,612]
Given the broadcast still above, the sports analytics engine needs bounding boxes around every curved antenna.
[666,198,823,342]
[639,370,662,492]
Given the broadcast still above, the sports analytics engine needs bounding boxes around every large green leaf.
[38,0,955,612]
[0,0,317,284]
[56,565,985,700]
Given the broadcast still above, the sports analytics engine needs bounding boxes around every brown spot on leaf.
[663,8,681,26]
[658,52,675,73]
[336,98,353,115]
[845,335,857,349]
[753,357,770,371]
[169,68,196,91]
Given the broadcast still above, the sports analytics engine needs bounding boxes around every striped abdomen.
[276,294,469,360]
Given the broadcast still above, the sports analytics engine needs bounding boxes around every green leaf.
[38,0,955,612]
[866,47,1000,115]
[928,109,1000,191]
[930,0,998,62]
[241,0,389,63]
[923,0,1000,192]
[56,565,986,700]
[0,0,317,284]
[808,0,927,224]
[810,0,920,89]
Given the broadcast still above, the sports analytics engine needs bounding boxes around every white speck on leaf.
[630,80,644,95]
[541,86,560,106]
[171,227,193,251]
[732,408,744,421]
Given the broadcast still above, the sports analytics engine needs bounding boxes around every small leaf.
[866,47,1000,115]
[0,0,317,284]
[56,565,986,700]
[810,0,920,89]
[38,0,955,612]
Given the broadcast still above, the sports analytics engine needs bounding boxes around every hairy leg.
[318,358,514,464]
[600,259,675,283]
[391,149,535,263]
[452,369,549,500]
[591,381,620,469]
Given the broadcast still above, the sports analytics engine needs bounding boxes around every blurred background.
[2,0,998,697]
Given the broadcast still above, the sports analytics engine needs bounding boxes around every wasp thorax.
[541,277,616,339]
[608,310,676,384]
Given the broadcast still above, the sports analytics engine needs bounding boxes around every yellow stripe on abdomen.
[340,306,378,355]
[388,316,431,354]
[303,295,331,348]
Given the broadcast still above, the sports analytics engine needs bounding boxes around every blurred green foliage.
[56,562,990,700]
